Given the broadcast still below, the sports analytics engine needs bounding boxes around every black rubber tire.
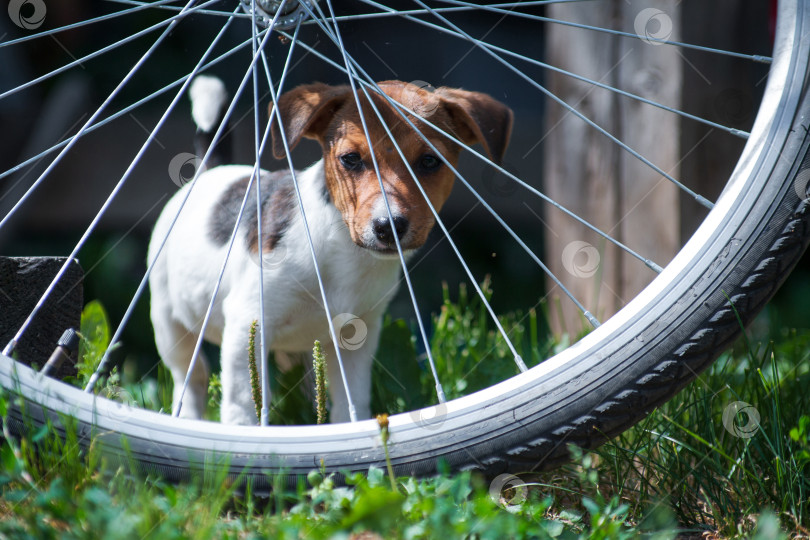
[1,0,809,493]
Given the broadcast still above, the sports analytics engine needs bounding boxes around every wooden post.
[544,0,681,334]
[0,257,82,379]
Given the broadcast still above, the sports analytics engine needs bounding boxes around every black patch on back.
[208,170,297,252]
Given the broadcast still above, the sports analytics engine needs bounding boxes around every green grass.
[1,286,808,538]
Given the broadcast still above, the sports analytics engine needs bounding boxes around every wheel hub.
[240,0,317,29]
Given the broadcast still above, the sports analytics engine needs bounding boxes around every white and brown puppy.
[148,76,512,424]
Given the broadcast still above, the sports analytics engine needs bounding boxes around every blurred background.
[1,0,801,379]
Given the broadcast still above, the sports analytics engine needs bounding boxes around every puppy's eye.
[418,154,441,171]
[340,152,364,171]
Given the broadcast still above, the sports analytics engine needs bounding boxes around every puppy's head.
[270,80,513,254]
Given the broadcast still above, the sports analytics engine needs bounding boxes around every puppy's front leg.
[326,314,382,423]
[219,307,267,425]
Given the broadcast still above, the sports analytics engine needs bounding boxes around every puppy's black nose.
[373,216,409,244]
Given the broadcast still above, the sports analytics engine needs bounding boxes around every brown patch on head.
[270,80,513,252]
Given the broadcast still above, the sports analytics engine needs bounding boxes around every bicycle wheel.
[1,0,808,492]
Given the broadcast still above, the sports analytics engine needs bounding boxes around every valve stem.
[41,328,79,378]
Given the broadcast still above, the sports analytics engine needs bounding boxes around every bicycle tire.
[1,0,809,491]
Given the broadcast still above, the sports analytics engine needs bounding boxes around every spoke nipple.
[2,340,16,358]
[436,385,447,403]
[729,128,750,140]
[647,260,664,273]
[695,194,714,210]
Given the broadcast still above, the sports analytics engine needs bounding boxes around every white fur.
[148,160,402,424]
[188,75,228,133]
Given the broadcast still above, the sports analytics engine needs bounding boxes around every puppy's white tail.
[189,75,233,169]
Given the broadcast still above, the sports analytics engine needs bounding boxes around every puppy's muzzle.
[372,215,409,245]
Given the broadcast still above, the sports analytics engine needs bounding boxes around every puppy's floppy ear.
[270,83,350,159]
[436,87,513,165]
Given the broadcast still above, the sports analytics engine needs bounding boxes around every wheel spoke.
[311,0,549,356]
[99,0,594,23]
[357,78,523,383]
[300,0,593,24]
[322,0,450,400]
[0,0,222,101]
[301,10,625,328]
[433,0,772,63]
[2,0,214,359]
[0,0,181,49]
[101,0,254,19]
[249,0,291,426]
[254,18,305,425]
[0,0,219,230]
[265,79,361,422]
[309,0,602,329]
[361,0,713,209]
[86,7,246,394]
[0,32,257,210]
[250,0,269,426]
[363,0,749,140]
[169,21,286,415]
[277,25,664,273]
[87,26,284,401]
